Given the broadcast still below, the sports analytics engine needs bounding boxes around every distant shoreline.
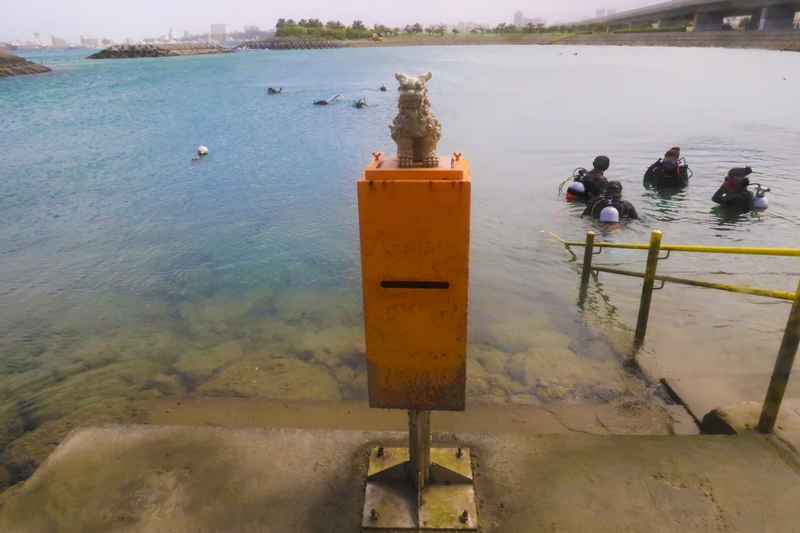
[347,31,800,52]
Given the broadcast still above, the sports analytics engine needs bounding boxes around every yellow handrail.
[553,230,800,435]
[592,265,797,301]
[550,233,800,257]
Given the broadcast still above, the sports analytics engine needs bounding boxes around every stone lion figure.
[389,72,442,168]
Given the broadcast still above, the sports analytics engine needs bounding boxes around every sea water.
[2,45,800,478]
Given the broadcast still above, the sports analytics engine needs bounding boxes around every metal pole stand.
[362,410,476,530]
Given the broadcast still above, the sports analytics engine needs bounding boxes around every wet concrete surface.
[140,397,698,436]
[664,374,800,451]
[1,424,798,533]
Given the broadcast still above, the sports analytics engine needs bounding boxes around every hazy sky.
[3,0,659,43]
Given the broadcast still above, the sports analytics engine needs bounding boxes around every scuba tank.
[566,180,586,200]
[599,205,620,223]
[558,167,602,202]
[751,183,770,210]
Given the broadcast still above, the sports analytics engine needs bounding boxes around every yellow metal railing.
[552,230,800,434]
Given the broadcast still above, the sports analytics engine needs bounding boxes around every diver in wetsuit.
[643,146,691,188]
[582,155,610,196]
[712,167,754,213]
[565,155,611,201]
[583,181,639,221]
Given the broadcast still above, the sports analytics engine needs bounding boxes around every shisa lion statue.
[390,72,442,168]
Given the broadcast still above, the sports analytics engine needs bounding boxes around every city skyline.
[3,0,661,43]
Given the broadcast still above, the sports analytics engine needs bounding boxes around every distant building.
[184,30,191,38]
[80,36,100,47]
[244,25,260,32]
[513,11,546,27]
[596,9,607,18]
[51,35,67,48]
[167,27,177,41]
[210,24,228,36]
[125,38,136,45]
[101,38,114,45]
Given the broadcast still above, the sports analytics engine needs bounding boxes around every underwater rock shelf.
[87,43,233,59]
[0,52,51,77]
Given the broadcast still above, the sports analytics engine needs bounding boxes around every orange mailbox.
[358,152,471,411]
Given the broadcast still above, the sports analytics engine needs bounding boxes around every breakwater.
[88,43,233,60]
[0,52,51,77]
[237,38,352,50]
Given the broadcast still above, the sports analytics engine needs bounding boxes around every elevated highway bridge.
[572,0,799,31]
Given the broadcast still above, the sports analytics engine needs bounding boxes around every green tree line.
[275,19,375,40]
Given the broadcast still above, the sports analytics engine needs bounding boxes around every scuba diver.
[582,181,639,222]
[643,146,692,189]
[711,166,769,213]
[353,98,368,108]
[267,87,282,94]
[313,94,341,105]
[379,85,387,92]
[561,155,611,201]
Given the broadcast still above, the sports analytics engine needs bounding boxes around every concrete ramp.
[1,425,799,532]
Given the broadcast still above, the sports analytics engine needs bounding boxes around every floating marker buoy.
[752,196,769,210]
[197,146,209,156]
[600,206,620,223]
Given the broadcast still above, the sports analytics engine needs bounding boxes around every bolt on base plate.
[362,447,477,531]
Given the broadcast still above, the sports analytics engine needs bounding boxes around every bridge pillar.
[744,11,763,30]
[693,12,724,31]
[758,6,797,30]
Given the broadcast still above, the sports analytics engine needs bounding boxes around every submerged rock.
[0,52,51,78]
[173,341,244,392]
[196,359,339,400]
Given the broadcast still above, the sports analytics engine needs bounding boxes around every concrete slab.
[1,425,799,533]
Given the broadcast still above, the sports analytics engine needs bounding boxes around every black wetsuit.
[643,159,690,188]
[712,182,754,213]
[583,197,639,220]
[576,169,608,198]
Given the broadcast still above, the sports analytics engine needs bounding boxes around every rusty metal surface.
[362,446,477,531]
[367,446,409,480]
[418,483,477,530]
[430,448,473,483]
[363,479,418,530]
[357,155,471,411]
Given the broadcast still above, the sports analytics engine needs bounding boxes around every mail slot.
[357,152,471,410]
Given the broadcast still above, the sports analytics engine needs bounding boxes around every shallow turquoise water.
[2,46,800,465]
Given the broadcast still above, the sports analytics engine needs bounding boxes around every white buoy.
[567,182,586,195]
[752,196,769,210]
[600,206,620,223]
[197,146,209,156]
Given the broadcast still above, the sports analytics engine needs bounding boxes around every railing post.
[581,231,595,286]
[757,279,800,433]
[633,230,662,350]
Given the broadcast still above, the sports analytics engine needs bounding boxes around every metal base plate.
[362,448,477,531]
